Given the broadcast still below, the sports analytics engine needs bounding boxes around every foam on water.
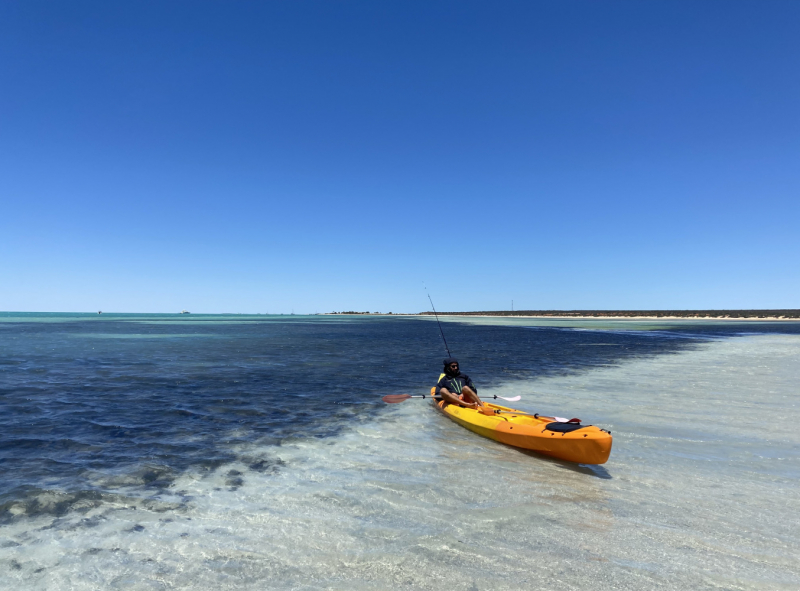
[2,334,798,590]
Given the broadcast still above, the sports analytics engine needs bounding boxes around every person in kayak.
[436,358,484,409]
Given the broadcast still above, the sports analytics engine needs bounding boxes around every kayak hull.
[432,395,612,465]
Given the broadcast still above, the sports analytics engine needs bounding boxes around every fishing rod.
[425,288,452,357]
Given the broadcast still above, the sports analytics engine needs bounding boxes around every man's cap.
[443,357,459,367]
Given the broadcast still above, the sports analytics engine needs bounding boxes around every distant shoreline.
[327,309,800,320]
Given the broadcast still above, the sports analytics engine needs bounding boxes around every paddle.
[381,394,580,423]
[488,394,522,402]
[382,394,522,404]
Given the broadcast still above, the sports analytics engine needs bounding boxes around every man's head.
[443,357,460,377]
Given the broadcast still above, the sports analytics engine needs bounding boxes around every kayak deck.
[431,393,612,465]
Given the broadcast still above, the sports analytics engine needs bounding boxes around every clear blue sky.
[1,1,798,313]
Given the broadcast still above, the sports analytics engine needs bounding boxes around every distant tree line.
[328,311,394,315]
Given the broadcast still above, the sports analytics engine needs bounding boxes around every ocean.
[1,313,799,590]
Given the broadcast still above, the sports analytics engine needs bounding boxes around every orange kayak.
[430,387,612,464]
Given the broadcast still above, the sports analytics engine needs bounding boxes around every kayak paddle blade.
[382,394,412,404]
[492,395,521,402]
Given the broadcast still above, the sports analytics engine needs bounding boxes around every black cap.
[443,358,459,367]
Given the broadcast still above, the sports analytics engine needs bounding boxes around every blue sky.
[1,1,798,313]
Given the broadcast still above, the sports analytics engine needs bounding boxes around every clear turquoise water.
[1,314,798,589]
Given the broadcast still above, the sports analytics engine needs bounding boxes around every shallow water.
[1,315,798,589]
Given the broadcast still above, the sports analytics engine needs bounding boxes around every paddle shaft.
[381,394,520,403]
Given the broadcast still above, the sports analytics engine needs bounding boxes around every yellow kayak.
[430,387,613,464]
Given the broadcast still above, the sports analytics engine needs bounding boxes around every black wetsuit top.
[435,373,477,397]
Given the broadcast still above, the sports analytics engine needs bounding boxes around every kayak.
[430,386,613,464]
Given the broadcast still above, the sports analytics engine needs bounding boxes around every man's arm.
[465,375,477,393]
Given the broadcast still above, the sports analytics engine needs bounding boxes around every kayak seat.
[544,422,588,433]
